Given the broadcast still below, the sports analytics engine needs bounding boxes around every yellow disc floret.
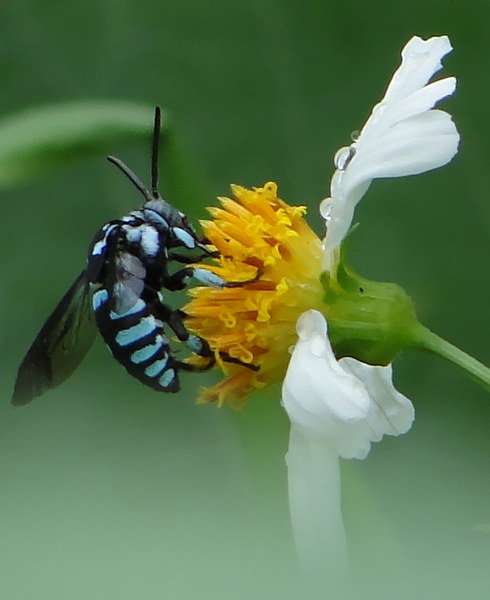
[184,182,324,407]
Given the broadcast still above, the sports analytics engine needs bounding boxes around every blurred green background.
[0,1,489,598]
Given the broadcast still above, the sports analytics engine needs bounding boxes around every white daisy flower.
[282,35,458,578]
[321,35,459,269]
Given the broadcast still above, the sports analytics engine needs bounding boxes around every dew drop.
[320,198,333,221]
[334,145,356,171]
[370,101,386,123]
[350,130,360,142]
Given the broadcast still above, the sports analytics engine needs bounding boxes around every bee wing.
[12,270,97,405]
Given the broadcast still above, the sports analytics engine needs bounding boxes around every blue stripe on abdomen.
[130,336,165,364]
[115,316,157,347]
[159,368,176,389]
[144,355,168,377]
[93,282,181,394]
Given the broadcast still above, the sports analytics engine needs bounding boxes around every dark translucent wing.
[12,271,97,405]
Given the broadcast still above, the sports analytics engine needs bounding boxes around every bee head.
[107,107,201,250]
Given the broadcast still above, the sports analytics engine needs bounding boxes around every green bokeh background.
[0,2,489,598]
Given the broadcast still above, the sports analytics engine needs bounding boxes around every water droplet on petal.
[370,101,386,124]
[320,197,333,221]
[350,130,360,142]
[334,145,356,171]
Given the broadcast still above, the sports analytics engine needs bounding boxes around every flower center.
[183,182,324,407]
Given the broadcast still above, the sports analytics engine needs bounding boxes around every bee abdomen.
[91,288,179,392]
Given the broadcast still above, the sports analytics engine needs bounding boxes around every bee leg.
[175,359,214,374]
[170,307,260,372]
[153,301,214,361]
[189,266,262,288]
[168,249,219,264]
[162,266,260,291]
[161,267,224,291]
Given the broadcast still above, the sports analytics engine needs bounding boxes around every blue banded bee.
[12,107,257,405]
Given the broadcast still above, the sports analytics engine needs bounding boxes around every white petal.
[322,35,459,267]
[340,358,415,438]
[285,422,348,580]
[282,311,415,578]
[356,78,457,155]
[381,77,456,127]
[331,111,459,213]
[282,311,371,456]
[281,310,414,460]
[382,35,453,103]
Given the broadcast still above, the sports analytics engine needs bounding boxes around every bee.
[12,107,256,405]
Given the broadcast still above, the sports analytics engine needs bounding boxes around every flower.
[184,181,325,407]
[281,33,458,454]
[281,34,458,577]
[283,310,414,577]
[321,35,459,270]
[282,310,414,461]
[184,36,460,411]
[183,34,459,580]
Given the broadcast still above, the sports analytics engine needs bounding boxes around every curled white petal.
[323,35,460,267]
[282,310,414,577]
[282,310,371,458]
[383,35,454,102]
[282,310,414,459]
[340,357,415,440]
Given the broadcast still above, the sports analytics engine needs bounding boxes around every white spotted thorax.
[322,35,460,271]
[91,223,118,256]
[142,198,197,249]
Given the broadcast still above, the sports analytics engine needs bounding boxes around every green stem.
[409,324,490,393]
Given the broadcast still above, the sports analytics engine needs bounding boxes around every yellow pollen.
[184,182,324,408]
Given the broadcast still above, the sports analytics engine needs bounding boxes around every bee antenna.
[107,156,152,202]
[151,106,162,199]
